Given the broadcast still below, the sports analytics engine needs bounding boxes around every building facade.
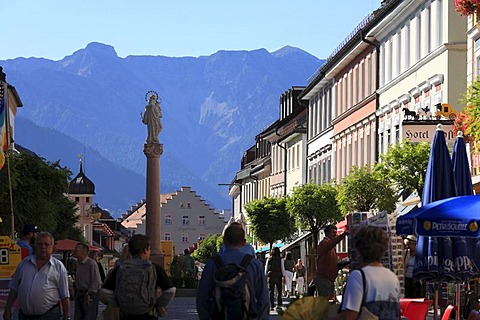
[122,187,227,255]
[374,0,466,153]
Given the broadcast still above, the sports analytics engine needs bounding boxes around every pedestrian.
[283,251,295,297]
[73,243,102,320]
[183,248,195,276]
[311,224,349,299]
[294,259,306,296]
[403,235,425,298]
[102,234,176,320]
[3,232,71,320]
[196,224,269,319]
[89,250,106,283]
[219,221,256,256]
[265,247,285,311]
[16,224,39,259]
[335,226,400,320]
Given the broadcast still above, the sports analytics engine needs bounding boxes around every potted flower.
[454,0,480,16]
[456,78,480,150]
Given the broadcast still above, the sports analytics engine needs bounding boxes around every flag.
[0,83,7,170]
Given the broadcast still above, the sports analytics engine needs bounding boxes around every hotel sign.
[402,123,455,145]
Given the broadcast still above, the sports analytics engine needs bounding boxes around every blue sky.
[3,1,381,60]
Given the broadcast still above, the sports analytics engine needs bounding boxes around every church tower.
[68,158,96,244]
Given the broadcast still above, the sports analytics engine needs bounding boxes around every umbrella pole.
[434,284,439,320]
[456,283,461,320]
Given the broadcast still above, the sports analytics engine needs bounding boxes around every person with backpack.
[102,234,176,319]
[196,224,269,320]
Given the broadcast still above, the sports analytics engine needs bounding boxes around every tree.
[337,165,397,215]
[192,233,222,263]
[0,152,82,241]
[375,141,431,199]
[245,197,295,249]
[286,183,341,249]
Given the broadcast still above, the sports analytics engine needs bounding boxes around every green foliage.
[192,233,221,263]
[168,255,197,288]
[457,77,480,143]
[286,183,341,246]
[0,152,82,240]
[375,141,431,199]
[245,197,295,249]
[337,165,397,215]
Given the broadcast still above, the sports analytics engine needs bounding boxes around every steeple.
[68,157,95,195]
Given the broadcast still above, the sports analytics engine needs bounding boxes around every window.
[164,232,171,241]
[187,203,191,209]
[180,202,184,208]
[380,132,384,155]
[198,215,205,226]
[182,215,189,225]
[405,22,411,69]
[165,214,172,225]
[181,233,188,243]
[199,233,206,241]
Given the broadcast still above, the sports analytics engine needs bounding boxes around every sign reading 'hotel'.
[402,123,455,145]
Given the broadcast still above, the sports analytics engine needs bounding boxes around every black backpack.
[212,254,256,320]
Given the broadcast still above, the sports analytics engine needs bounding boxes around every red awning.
[55,239,102,252]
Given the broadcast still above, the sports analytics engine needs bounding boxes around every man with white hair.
[3,232,71,320]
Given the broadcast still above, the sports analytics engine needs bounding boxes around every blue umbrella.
[452,131,478,280]
[452,131,474,197]
[413,125,457,282]
[411,195,480,237]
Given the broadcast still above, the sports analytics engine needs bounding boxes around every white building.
[122,186,227,255]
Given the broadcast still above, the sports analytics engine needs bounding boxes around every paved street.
[162,296,289,320]
[96,297,290,319]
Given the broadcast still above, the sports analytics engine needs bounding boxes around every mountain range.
[1,42,324,216]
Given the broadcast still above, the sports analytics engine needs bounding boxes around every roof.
[122,203,146,229]
[68,162,95,195]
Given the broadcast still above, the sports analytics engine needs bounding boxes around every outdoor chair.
[403,300,433,320]
[400,298,426,316]
[441,305,456,320]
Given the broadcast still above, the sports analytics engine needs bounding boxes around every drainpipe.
[361,29,381,163]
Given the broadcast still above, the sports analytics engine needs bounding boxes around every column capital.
[143,143,163,158]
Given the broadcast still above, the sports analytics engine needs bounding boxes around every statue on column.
[142,92,162,144]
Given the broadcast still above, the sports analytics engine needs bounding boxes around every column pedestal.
[144,143,164,266]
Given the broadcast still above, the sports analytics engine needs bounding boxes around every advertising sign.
[0,236,22,302]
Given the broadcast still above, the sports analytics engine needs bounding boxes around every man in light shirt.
[3,232,71,320]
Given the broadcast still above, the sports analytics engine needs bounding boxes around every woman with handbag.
[335,226,400,320]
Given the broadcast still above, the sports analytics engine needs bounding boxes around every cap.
[406,235,417,243]
[22,224,39,234]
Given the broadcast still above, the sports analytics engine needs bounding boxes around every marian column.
[142,91,164,266]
